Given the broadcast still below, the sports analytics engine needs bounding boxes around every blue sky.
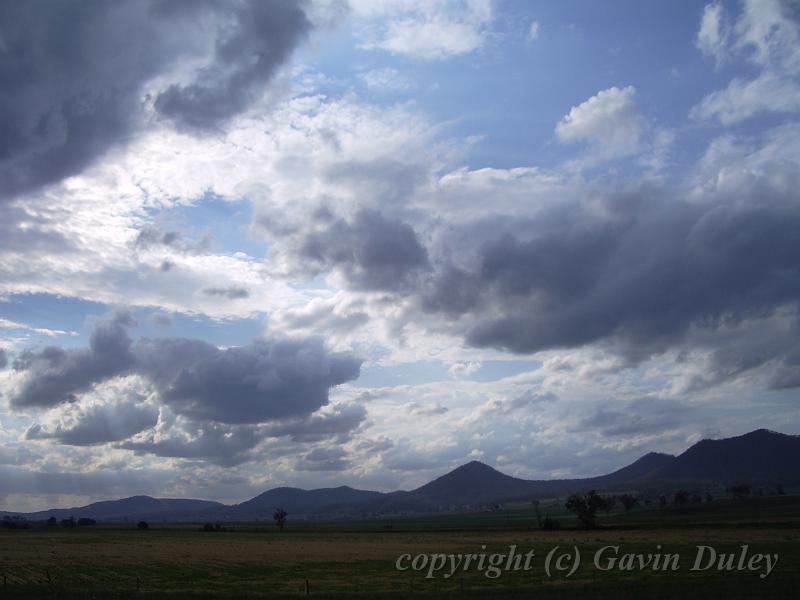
[1,0,800,510]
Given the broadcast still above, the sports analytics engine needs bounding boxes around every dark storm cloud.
[9,312,363,423]
[416,182,800,374]
[10,311,137,407]
[154,0,311,131]
[149,338,361,424]
[290,209,430,291]
[0,0,312,202]
[202,286,250,299]
[25,399,158,445]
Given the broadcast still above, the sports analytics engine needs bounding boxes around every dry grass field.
[2,497,799,599]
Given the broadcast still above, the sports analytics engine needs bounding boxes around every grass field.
[2,496,799,599]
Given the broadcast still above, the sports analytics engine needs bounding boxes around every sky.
[1,0,800,511]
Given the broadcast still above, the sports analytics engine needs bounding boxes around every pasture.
[2,496,799,599]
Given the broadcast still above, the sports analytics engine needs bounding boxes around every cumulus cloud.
[0,0,312,203]
[9,311,362,424]
[556,86,643,159]
[119,420,265,467]
[153,0,310,131]
[272,208,430,292]
[26,398,158,446]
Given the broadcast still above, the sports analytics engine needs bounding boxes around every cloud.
[690,72,800,125]
[134,224,212,255]
[0,348,7,369]
[202,286,250,300]
[153,0,311,131]
[261,402,368,443]
[696,3,728,64]
[119,401,367,466]
[295,446,351,471]
[26,398,158,446]
[359,68,415,93]
[527,20,540,41]
[691,0,800,124]
[145,337,361,424]
[10,311,138,408]
[578,397,690,437]
[9,311,363,424]
[0,0,312,202]
[274,208,430,292]
[556,86,643,158]
[351,0,493,60]
[119,420,265,467]
[448,361,481,377]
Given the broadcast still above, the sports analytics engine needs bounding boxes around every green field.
[2,496,799,599]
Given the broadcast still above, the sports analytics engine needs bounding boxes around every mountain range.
[6,429,799,522]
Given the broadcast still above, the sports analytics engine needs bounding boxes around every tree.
[77,518,96,526]
[726,484,750,500]
[673,489,690,507]
[61,517,76,528]
[619,494,639,513]
[565,490,605,529]
[776,484,785,496]
[705,492,713,503]
[532,499,541,527]
[46,516,58,527]
[273,508,288,531]
[658,495,667,508]
[137,521,149,530]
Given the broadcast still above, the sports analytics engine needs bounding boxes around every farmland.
[2,496,799,599]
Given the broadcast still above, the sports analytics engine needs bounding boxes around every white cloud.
[555,85,643,159]
[359,67,415,93]
[527,20,540,41]
[690,72,800,125]
[692,0,800,124]
[696,3,728,64]
[448,361,481,377]
[350,0,493,60]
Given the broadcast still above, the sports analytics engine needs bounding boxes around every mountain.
[645,429,800,485]
[16,496,224,522]
[5,429,798,521]
[214,486,386,520]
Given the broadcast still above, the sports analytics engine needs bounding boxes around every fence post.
[304,578,309,595]
[137,575,141,592]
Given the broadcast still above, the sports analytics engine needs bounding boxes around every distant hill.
[16,496,224,522]
[644,429,800,484]
[212,486,386,520]
[6,429,798,521]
